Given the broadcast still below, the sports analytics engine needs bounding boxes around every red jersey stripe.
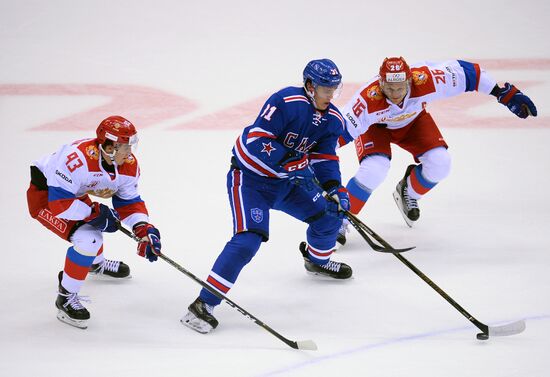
[247,131,277,139]
[310,153,339,161]
[235,137,278,178]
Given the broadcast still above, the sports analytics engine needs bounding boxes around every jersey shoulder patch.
[410,66,436,98]
[74,139,101,172]
[118,154,140,177]
[359,82,388,113]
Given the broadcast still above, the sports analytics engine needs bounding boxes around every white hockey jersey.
[340,60,497,142]
[33,138,149,228]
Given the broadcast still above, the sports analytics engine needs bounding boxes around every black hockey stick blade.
[347,214,414,253]
[373,245,416,254]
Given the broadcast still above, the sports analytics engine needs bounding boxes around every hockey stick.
[322,192,414,253]
[117,223,317,350]
[395,250,525,340]
[354,223,525,340]
[343,209,414,253]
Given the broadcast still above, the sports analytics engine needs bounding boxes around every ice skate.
[181,297,219,334]
[88,259,131,280]
[55,271,90,329]
[299,242,352,279]
[393,164,420,227]
[336,219,350,246]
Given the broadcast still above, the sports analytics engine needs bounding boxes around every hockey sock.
[304,243,333,265]
[91,246,105,265]
[407,164,437,199]
[62,246,97,293]
[346,177,372,214]
[200,232,263,306]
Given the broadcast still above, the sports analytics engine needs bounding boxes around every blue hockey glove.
[326,186,350,219]
[133,223,161,262]
[84,202,120,233]
[281,153,315,191]
[497,83,537,119]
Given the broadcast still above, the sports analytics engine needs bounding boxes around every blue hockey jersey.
[232,86,346,188]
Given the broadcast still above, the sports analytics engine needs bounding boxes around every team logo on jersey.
[261,142,276,156]
[87,188,116,198]
[411,70,428,85]
[385,111,418,123]
[312,111,322,126]
[86,145,99,160]
[124,155,136,164]
[367,85,383,101]
[250,208,264,223]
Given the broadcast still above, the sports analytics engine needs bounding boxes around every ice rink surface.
[1,1,549,376]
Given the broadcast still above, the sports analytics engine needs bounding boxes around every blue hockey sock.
[200,232,263,306]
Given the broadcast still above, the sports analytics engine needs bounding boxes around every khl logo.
[251,208,263,223]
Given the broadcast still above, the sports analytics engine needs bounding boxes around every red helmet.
[96,116,138,145]
[379,57,411,83]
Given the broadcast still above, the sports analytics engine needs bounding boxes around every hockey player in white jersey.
[337,57,537,243]
[26,116,162,328]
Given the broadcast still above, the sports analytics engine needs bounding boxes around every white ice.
[1,1,549,376]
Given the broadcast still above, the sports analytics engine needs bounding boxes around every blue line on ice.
[256,314,550,377]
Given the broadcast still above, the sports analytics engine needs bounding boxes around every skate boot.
[336,219,350,246]
[181,297,219,334]
[299,242,352,279]
[55,271,90,329]
[393,164,420,227]
[89,259,131,279]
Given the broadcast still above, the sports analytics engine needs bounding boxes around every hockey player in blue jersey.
[182,59,353,334]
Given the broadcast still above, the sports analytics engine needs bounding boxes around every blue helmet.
[303,59,342,87]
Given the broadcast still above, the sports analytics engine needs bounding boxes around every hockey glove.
[497,83,537,119]
[84,202,120,233]
[281,152,315,191]
[326,186,350,219]
[133,222,161,262]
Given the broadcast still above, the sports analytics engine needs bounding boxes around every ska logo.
[250,208,264,223]
[312,111,322,126]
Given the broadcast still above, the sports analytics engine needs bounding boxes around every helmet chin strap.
[99,144,116,163]
[304,85,322,110]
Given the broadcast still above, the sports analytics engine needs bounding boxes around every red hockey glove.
[133,222,161,262]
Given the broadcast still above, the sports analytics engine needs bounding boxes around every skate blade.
[180,312,214,334]
[87,273,132,281]
[56,310,88,329]
[304,270,353,281]
[392,191,415,228]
